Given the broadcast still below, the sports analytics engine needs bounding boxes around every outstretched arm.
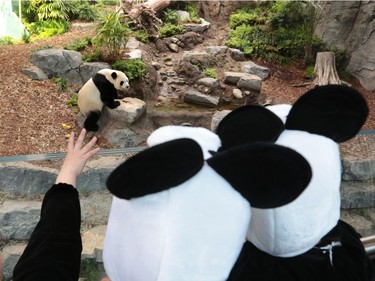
[13,129,100,281]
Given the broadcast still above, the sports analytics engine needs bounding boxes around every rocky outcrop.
[315,1,375,91]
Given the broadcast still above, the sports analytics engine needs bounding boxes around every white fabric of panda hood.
[247,85,369,257]
[103,126,312,281]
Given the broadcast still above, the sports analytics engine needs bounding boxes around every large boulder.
[315,1,375,91]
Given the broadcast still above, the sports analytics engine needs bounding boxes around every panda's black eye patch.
[120,81,124,86]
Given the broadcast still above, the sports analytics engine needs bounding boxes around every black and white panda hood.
[247,85,369,257]
[103,126,312,281]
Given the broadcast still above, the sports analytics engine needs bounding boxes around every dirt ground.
[0,22,374,158]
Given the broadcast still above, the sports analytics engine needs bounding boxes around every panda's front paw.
[114,100,121,108]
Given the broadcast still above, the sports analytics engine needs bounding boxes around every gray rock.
[196,77,220,89]
[103,98,146,124]
[224,72,262,91]
[341,210,374,237]
[232,88,243,99]
[176,10,190,22]
[30,49,82,76]
[82,225,107,260]
[2,243,27,280]
[315,1,375,91]
[182,18,211,33]
[237,74,262,91]
[21,66,48,80]
[205,46,228,55]
[184,90,219,107]
[211,110,231,132]
[59,68,82,85]
[104,127,147,148]
[0,162,57,195]
[81,191,113,226]
[79,62,112,84]
[341,181,375,209]
[0,200,41,240]
[229,48,246,61]
[125,37,141,49]
[342,158,375,181]
[127,49,142,60]
[241,61,270,80]
[168,43,179,53]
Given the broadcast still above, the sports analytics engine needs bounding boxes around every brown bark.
[313,51,341,86]
[122,0,170,38]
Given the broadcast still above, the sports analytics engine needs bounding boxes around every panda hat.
[215,85,368,258]
[102,128,312,281]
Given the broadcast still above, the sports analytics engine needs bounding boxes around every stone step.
[341,180,375,209]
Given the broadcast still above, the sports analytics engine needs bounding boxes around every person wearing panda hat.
[216,85,374,281]
[102,124,313,281]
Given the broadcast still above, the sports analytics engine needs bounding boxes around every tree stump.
[313,51,341,86]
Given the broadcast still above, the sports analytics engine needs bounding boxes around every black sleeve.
[13,183,82,281]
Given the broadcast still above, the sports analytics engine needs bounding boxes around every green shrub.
[158,23,184,39]
[162,8,179,24]
[25,20,69,39]
[64,37,92,51]
[24,0,78,22]
[203,68,217,79]
[22,31,31,43]
[82,49,104,62]
[304,65,315,79]
[94,10,130,56]
[112,59,148,81]
[68,1,98,22]
[66,92,79,112]
[52,77,67,92]
[0,36,14,45]
[185,3,201,23]
[130,29,150,44]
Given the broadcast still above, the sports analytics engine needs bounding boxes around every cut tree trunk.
[122,0,171,38]
[313,51,341,86]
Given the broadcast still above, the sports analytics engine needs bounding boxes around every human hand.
[55,129,100,187]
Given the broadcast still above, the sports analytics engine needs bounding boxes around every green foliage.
[24,0,78,22]
[304,65,315,79]
[82,49,104,62]
[80,259,100,280]
[94,10,130,56]
[64,37,92,51]
[130,29,150,44]
[226,1,324,64]
[185,3,201,23]
[163,8,179,24]
[158,23,184,39]
[66,93,79,110]
[68,1,99,22]
[112,59,148,81]
[25,20,69,39]
[0,36,14,45]
[22,31,31,44]
[203,68,217,79]
[52,77,67,92]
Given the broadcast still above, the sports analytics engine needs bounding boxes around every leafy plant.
[25,20,69,39]
[163,8,179,24]
[68,1,98,22]
[82,49,104,62]
[22,31,31,43]
[94,9,130,56]
[0,36,14,45]
[112,59,148,81]
[158,23,184,39]
[64,37,92,51]
[25,0,78,21]
[185,3,201,23]
[66,92,79,112]
[130,29,150,44]
[52,77,67,92]
[304,65,315,79]
[203,68,217,79]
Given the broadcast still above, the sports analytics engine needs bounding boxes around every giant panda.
[77,69,129,131]
[219,85,374,281]
[102,125,312,281]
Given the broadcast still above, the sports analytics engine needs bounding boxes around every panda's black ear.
[106,138,204,199]
[216,105,284,151]
[285,85,368,142]
[207,143,312,208]
[111,72,118,80]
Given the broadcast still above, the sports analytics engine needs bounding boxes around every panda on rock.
[78,69,129,131]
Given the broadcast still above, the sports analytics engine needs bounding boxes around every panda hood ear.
[216,105,284,151]
[285,85,368,142]
[106,138,204,199]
